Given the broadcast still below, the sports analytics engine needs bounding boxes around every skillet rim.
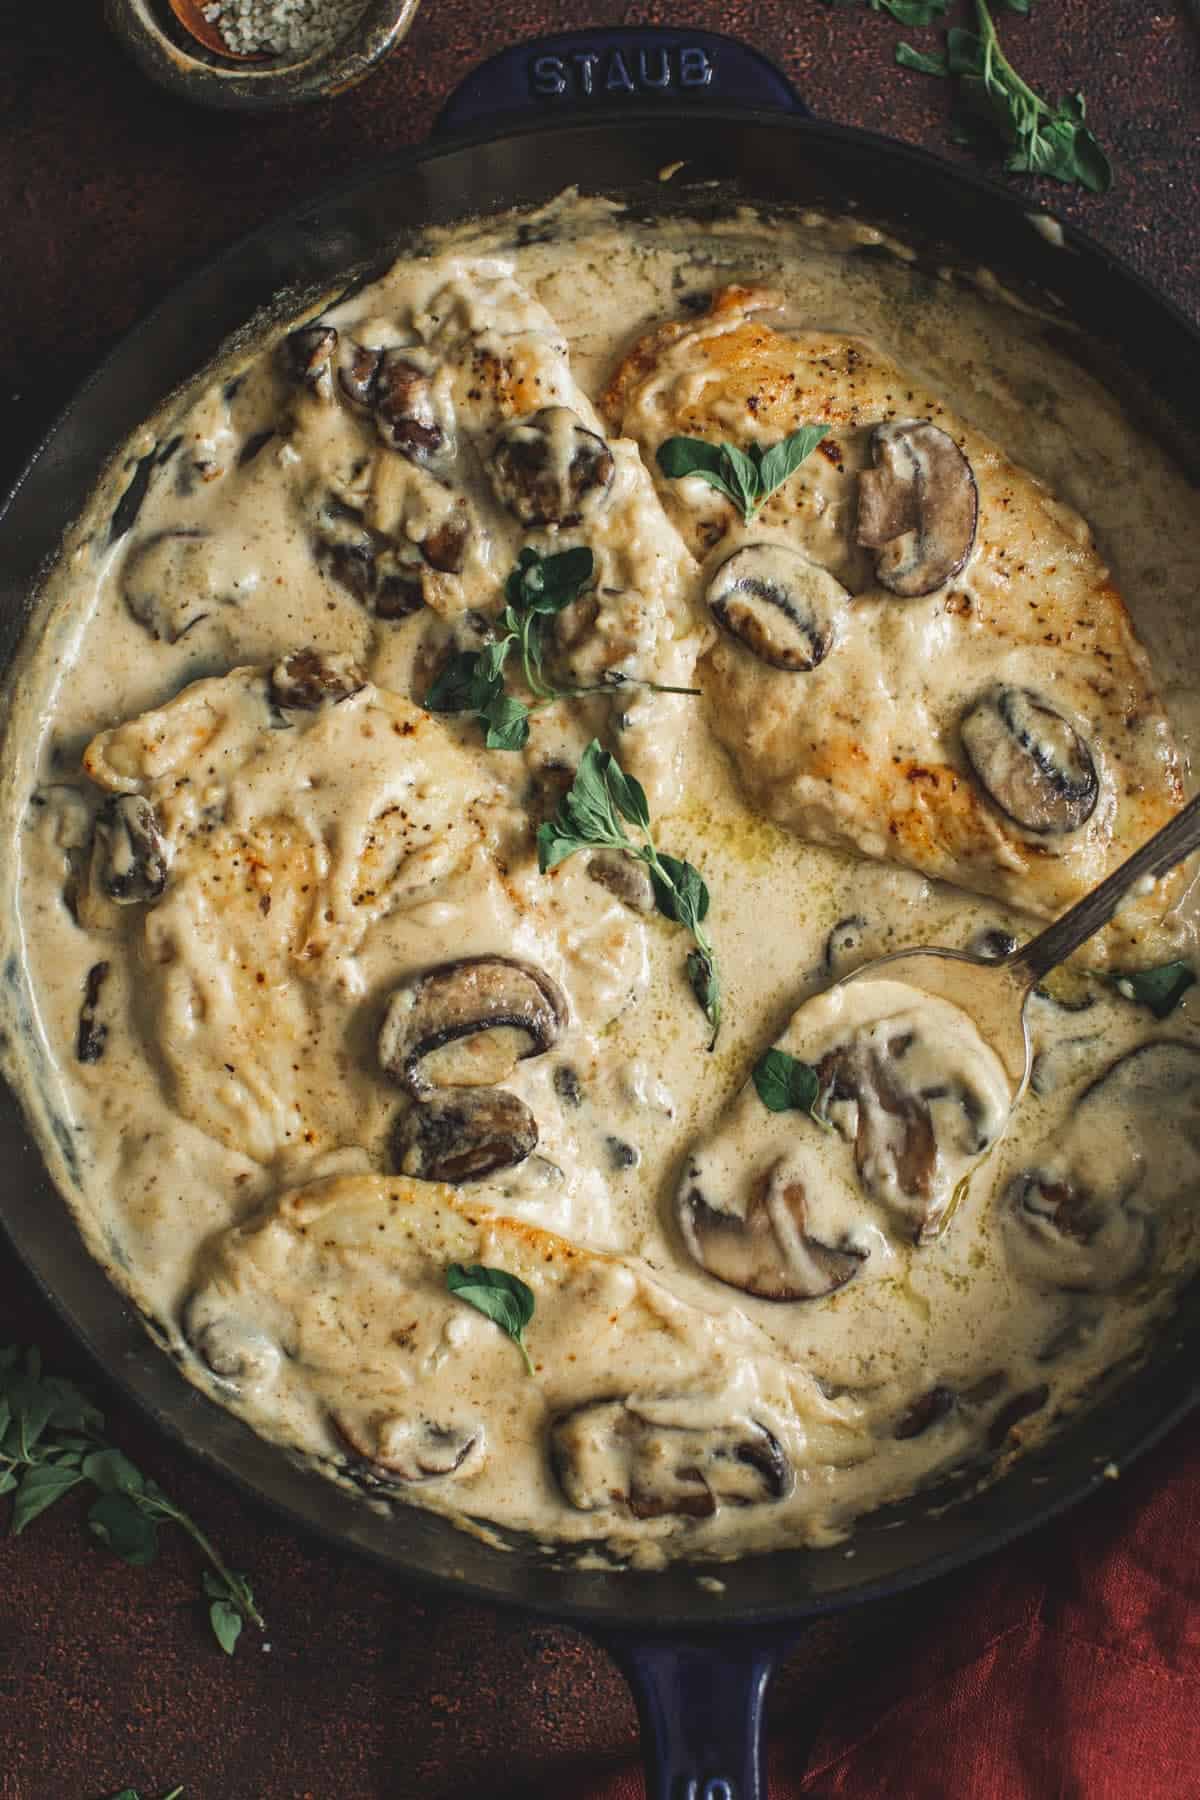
[2,104,1199,1632]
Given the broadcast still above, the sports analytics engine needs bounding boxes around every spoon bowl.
[838,787,1200,1123]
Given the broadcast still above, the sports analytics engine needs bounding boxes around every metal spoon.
[840,790,1200,1097]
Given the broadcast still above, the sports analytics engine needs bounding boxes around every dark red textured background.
[2,5,1199,1797]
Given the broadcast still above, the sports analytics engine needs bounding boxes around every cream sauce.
[3,196,1200,1565]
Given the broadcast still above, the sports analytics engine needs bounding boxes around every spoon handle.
[1011,790,1200,986]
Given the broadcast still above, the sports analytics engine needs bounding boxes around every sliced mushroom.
[269,649,366,710]
[677,1156,867,1300]
[374,547,426,620]
[1029,1033,1102,1098]
[817,1024,1006,1241]
[857,419,978,596]
[961,686,1099,836]
[76,960,111,1064]
[553,1064,584,1108]
[986,1384,1049,1450]
[93,795,168,905]
[122,529,256,642]
[708,544,846,672]
[374,352,444,463]
[1005,1043,1200,1290]
[550,1397,790,1519]
[587,849,655,913]
[187,1310,281,1394]
[284,324,337,393]
[419,507,470,576]
[335,1412,483,1484]
[378,955,568,1097]
[825,914,868,977]
[337,340,382,410]
[894,1385,956,1440]
[1006,1170,1152,1292]
[488,407,614,527]
[390,1088,538,1183]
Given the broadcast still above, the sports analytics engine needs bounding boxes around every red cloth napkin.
[559,1428,1200,1799]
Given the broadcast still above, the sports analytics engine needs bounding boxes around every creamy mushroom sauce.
[4,195,1200,1567]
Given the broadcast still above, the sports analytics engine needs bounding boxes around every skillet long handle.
[597,1628,801,1799]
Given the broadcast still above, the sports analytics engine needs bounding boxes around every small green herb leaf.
[877,0,950,22]
[686,947,722,1048]
[506,544,594,614]
[656,436,728,482]
[447,1264,537,1374]
[209,1596,245,1655]
[650,853,710,933]
[88,1490,160,1566]
[1113,961,1196,1020]
[424,651,491,715]
[895,40,949,74]
[10,1461,83,1534]
[753,1048,825,1120]
[481,692,531,751]
[756,426,832,497]
[82,1447,147,1495]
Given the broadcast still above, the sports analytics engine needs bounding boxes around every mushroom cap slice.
[284,324,337,392]
[334,1412,483,1485]
[390,1088,538,1184]
[93,795,169,905]
[961,685,1100,836]
[707,543,846,672]
[677,1156,867,1300]
[374,351,445,463]
[550,1397,790,1519]
[378,955,568,1097]
[857,419,978,597]
[1005,1041,1200,1292]
[488,406,615,527]
[337,340,382,410]
[269,649,366,711]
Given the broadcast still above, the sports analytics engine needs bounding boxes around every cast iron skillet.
[4,28,1200,1797]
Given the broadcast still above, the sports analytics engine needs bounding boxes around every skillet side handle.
[432,29,810,137]
[597,1626,801,1800]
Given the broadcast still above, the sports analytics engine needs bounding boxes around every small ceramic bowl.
[105,0,421,110]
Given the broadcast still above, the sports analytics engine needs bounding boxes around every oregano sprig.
[537,740,722,1045]
[0,1344,262,1655]
[890,0,1112,192]
[656,426,830,524]
[424,545,699,751]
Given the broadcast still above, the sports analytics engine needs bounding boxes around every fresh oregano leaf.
[876,0,950,22]
[481,692,531,752]
[896,41,949,74]
[1112,962,1196,1020]
[424,651,488,714]
[446,1264,536,1375]
[10,1461,83,1534]
[650,853,710,933]
[82,1447,147,1495]
[88,1490,160,1566]
[209,1597,244,1655]
[603,759,652,833]
[686,947,722,1048]
[753,1048,825,1120]
[756,426,831,499]
[656,436,728,482]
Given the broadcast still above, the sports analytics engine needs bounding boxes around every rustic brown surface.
[1,4,1198,1797]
